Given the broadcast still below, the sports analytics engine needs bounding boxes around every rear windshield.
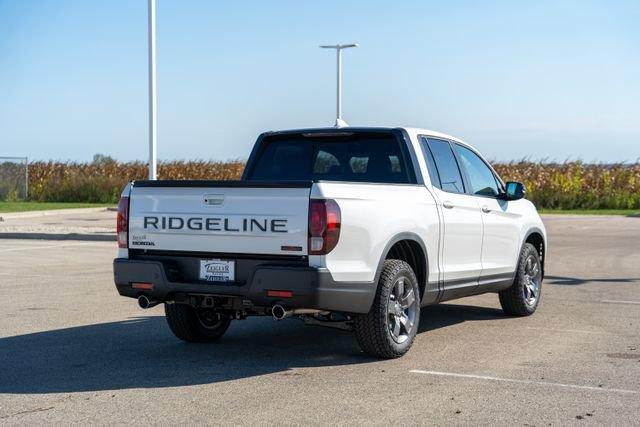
[246,132,414,184]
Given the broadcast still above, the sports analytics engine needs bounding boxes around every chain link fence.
[0,157,28,201]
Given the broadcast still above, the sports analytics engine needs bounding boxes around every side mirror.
[502,181,525,200]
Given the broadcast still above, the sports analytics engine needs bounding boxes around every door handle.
[442,201,454,209]
[482,205,491,213]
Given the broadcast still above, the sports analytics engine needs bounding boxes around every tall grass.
[0,161,27,201]
[493,161,640,209]
[26,160,245,203]
[6,160,640,209]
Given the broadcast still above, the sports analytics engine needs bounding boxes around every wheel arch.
[523,227,546,279]
[374,233,429,302]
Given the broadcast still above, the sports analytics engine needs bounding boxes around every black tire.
[355,259,420,359]
[164,303,231,343]
[499,243,542,316]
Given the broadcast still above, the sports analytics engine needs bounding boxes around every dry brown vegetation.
[493,161,640,209]
[2,160,639,209]
[25,160,245,203]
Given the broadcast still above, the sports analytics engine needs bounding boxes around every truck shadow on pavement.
[545,275,640,286]
[0,303,505,394]
[418,304,506,333]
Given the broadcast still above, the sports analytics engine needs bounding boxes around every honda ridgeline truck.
[113,127,546,358]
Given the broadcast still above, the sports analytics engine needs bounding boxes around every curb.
[0,207,112,220]
[0,232,115,242]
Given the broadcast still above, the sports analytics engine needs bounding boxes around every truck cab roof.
[261,126,468,147]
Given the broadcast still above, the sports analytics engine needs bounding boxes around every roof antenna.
[320,43,358,128]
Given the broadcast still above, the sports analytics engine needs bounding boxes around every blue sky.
[1,0,638,162]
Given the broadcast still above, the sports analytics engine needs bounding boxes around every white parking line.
[410,370,638,395]
[602,300,640,305]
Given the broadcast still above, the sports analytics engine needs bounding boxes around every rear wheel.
[164,304,231,342]
[499,243,542,316]
[355,260,420,359]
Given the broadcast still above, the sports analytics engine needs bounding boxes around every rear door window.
[418,137,441,188]
[423,138,465,193]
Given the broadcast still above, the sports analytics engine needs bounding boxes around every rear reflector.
[131,282,154,290]
[267,290,293,298]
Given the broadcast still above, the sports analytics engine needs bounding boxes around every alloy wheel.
[523,255,541,306]
[387,276,418,343]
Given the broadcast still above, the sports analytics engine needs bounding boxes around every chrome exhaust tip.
[271,304,290,321]
[138,295,159,309]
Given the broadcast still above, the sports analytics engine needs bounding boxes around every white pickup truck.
[114,127,546,358]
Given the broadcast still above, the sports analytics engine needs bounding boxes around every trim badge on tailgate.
[203,194,225,206]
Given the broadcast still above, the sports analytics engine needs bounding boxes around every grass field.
[0,202,110,213]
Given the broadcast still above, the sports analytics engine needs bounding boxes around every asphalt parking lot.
[1,215,639,425]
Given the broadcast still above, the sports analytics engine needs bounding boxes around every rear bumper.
[113,258,375,314]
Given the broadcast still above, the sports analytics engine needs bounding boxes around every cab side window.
[454,144,501,197]
[421,138,465,194]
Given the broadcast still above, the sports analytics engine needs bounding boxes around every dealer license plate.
[199,259,235,282]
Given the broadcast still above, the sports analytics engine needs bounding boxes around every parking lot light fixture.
[320,43,358,128]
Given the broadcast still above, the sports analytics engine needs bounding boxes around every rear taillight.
[308,199,341,255]
[117,196,129,248]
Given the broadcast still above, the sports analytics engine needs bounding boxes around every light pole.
[320,43,358,127]
[148,0,157,180]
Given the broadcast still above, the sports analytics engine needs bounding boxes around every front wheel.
[499,243,542,316]
[164,304,231,342]
[355,260,420,359]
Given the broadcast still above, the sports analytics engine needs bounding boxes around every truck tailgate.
[128,181,311,256]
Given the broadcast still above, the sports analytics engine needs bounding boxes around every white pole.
[336,48,342,122]
[148,0,157,180]
[320,43,358,127]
